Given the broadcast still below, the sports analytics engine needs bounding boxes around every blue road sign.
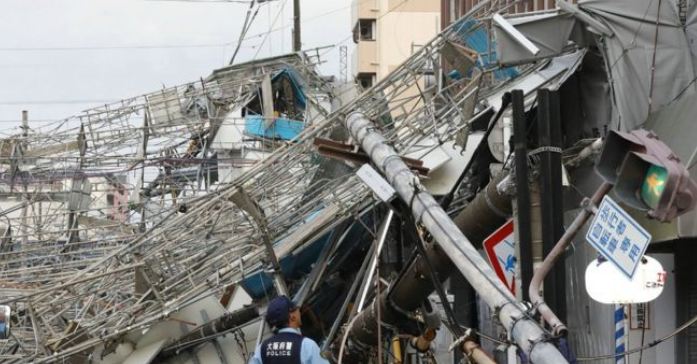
[586,196,652,279]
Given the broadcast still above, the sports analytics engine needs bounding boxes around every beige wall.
[376,8,439,79]
[353,0,379,20]
[354,40,378,74]
[388,0,439,13]
[352,0,439,81]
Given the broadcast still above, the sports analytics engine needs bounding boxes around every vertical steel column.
[344,111,568,364]
[537,89,567,322]
[512,90,534,302]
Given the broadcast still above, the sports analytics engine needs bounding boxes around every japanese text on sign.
[586,196,652,279]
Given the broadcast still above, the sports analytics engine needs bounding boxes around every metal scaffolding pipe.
[157,305,259,358]
[344,111,568,363]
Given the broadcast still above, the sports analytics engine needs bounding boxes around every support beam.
[492,13,540,56]
[344,111,568,364]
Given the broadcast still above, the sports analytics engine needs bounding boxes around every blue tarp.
[244,115,304,141]
[272,69,307,109]
[243,67,308,141]
[452,18,518,80]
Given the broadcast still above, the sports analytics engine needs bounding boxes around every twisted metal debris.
[0,3,561,362]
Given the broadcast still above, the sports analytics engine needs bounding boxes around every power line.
[0,43,252,52]
[146,0,253,3]
[0,1,361,53]
[0,99,116,105]
[253,0,289,60]
[229,0,265,64]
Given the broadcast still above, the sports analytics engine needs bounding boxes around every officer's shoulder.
[301,336,320,347]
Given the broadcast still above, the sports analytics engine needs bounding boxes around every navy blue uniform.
[260,331,303,363]
[249,328,329,364]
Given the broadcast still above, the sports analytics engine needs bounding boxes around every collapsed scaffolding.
[0,2,579,363]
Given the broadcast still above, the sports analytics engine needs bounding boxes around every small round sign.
[585,255,666,304]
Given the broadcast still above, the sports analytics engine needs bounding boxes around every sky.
[0,0,353,131]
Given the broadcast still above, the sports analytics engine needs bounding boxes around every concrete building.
[440,0,563,29]
[351,0,440,88]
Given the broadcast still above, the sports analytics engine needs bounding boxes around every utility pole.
[293,0,301,51]
[512,90,534,301]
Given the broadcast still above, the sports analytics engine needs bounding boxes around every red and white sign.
[483,220,516,294]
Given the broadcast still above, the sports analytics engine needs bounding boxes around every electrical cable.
[412,184,547,334]
[0,0,370,53]
[229,0,263,64]
[402,210,465,337]
[252,0,288,60]
[146,0,252,3]
[0,3,546,359]
[577,310,697,361]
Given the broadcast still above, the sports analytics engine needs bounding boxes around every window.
[359,19,375,40]
[356,73,376,90]
[353,19,376,43]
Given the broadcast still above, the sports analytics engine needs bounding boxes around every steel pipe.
[529,182,611,336]
[409,328,437,352]
[345,111,568,364]
[462,340,497,364]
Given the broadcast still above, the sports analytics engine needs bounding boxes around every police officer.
[249,295,328,364]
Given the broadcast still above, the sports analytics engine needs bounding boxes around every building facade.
[440,0,561,30]
[351,0,440,88]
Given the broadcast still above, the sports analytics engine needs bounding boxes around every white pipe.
[357,210,394,312]
[344,111,568,364]
[492,14,540,56]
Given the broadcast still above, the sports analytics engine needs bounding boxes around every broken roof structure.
[1,0,697,362]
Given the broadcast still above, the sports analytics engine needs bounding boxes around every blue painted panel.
[452,18,518,80]
[240,233,330,299]
[240,208,330,299]
[240,208,379,300]
[244,115,304,141]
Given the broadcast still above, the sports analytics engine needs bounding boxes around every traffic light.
[596,129,697,222]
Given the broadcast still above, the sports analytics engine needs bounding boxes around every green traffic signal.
[640,164,667,210]
[596,129,697,222]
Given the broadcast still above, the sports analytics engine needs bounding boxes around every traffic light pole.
[529,182,612,335]
[537,89,567,323]
[345,111,569,364]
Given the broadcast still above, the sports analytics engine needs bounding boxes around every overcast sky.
[0,0,352,131]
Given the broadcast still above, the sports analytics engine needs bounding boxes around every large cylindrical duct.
[342,111,568,363]
[346,173,511,350]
